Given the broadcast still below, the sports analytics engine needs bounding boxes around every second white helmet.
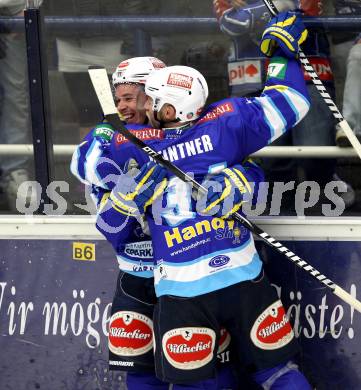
[112,56,166,87]
[145,65,209,123]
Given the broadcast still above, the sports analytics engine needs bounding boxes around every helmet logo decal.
[150,58,166,69]
[167,73,193,90]
[118,61,129,69]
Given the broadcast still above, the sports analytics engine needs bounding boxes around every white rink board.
[0,215,361,241]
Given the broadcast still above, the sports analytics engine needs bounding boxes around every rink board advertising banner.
[0,239,360,389]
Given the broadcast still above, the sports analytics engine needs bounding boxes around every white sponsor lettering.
[109,360,134,367]
[258,314,289,338]
[167,341,211,353]
[109,327,151,340]
[124,241,153,259]
[161,135,213,162]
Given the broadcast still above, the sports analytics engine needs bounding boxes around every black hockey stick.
[88,65,361,313]
[261,0,361,159]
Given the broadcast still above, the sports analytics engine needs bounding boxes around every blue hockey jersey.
[71,54,310,296]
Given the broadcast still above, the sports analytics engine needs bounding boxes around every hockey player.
[108,56,170,390]
[74,56,169,390]
[88,11,312,389]
[72,56,240,389]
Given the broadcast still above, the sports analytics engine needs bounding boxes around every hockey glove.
[110,161,167,217]
[199,164,252,219]
[260,11,308,58]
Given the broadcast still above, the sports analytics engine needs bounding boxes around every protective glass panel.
[7,0,359,216]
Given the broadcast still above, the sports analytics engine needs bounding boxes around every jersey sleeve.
[225,53,310,156]
[70,122,123,191]
[94,186,140,253]
[238,158,265,206]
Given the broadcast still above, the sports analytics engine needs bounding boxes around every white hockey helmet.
[145,65,209,123]
[112,56,166,87]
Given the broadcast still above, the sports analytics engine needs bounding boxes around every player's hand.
[260,11,308,58]
[110,161,167,217]
[199,164,251,219]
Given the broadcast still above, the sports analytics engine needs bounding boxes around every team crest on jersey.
[167,73,193,89]
[115,128,164,145]
[93,125,114,142]
[217,327,231,354]
[108,311,153,356]
[250,300,294,350]
[162,327,216,370]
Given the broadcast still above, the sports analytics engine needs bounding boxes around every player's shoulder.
[196,97,243,125]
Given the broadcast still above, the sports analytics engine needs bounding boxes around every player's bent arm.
[94,161,167,251]
[93,187,138,253]
[241,158,265,206]
[70,123,122,190]
[229,53,310,157]
[216,0,278,37]
[256,53,310,139]
[199,158,265,218]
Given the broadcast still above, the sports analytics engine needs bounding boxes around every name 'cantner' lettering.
[164,218,235,248]
[161,134,213,162]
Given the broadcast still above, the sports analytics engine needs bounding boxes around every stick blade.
[88,65,117,116]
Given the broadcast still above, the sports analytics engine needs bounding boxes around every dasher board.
[0,215,361,240]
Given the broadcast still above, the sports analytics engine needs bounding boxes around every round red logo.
[217,327,231,354]
[162,327,216,370]
[108,311,153,356]
[118,61,129,69]
[250,300,294,350]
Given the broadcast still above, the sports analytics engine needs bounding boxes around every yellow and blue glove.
[109,161,167,217]
[199,164,253,219]
[260,11,308,58]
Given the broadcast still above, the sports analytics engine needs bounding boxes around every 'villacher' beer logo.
[163,327,216,370]
[108,311,153,356]
[250,300,294,350]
